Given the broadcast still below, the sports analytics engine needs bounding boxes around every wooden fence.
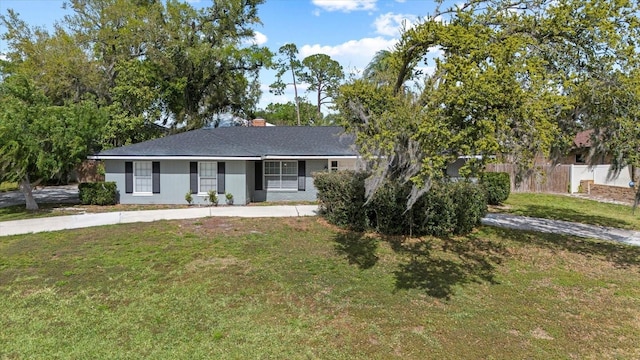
[486,164,570,193]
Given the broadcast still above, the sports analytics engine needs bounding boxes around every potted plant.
[185,190,193,205]
[225,192,234,205]
[207,189,218,206]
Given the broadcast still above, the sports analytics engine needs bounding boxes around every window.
[330,160,339,172]
[199,162,217,194]
[264,161,298,190]
[134,161,152,193]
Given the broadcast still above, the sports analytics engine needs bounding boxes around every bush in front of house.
[450,181,488,234]
[315,171,487,237]
[314,170,369,231]
[78,182,118,205]
[480,172,511,205]
[413,183,458,237]
[368,181,412,235]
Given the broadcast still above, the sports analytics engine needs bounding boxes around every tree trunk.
[19,176,39,211]
[291,67,301,126]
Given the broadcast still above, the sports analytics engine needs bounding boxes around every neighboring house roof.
[91,126,357,160]
[574,129,594,148]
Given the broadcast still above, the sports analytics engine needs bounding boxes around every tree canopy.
[299,54,344,120]
[0,0,271,208]
[0,74,107,210]
[254,101,320,126]
[337,0,640,206]
[2,0,271,141]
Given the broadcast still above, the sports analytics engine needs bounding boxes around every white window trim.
[264,160,298,191]
[329,160,339,172]
[133,161,153,195]
[198,161,218,195]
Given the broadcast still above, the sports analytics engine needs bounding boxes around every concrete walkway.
[0,205,318,237]
[482,213,640,247]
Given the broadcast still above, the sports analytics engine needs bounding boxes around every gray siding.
[104,158,345,205]
[105,159,247,205]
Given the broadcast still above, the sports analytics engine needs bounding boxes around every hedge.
[480,172,511,205]
[78,182,118,205]
[314,171,488,237]
[314,171,369,231]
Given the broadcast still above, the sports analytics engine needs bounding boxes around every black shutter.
[152,162,160,194]
[125,162,133,194]
[255,161,263,190]
[298,160,306,191]
[190,162,198,193]
[217,162,225,194]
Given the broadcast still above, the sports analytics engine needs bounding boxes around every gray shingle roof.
[94,126,357,158]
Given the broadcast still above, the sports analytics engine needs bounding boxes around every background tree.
[254,101,319,126]
[2,0,272,146]
[0,75,106,210]
[270,43,303,125]
[0,0,272,207]
[299,54,344,121]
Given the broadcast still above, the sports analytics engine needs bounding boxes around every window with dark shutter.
[217,162,225,194]
[152,162,160,193]
[190,162,198,193]
[125,162,133,194]
[298,160,306,191]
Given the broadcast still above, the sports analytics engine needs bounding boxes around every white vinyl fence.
[569,164,632,193]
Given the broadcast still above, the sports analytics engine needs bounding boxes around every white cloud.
[252,31,268,46]
[312,0,377,13]
[243,31,268,46]
[299,36,397,71]
[373,12,419,37]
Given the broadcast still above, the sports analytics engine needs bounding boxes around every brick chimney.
[251,118,266,127]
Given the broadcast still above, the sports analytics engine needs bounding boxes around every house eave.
[88,155,263,161]
[262,155,360,160]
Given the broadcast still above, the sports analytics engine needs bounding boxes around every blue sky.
[0,0,444,110]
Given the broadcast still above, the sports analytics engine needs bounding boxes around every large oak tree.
[337,0,640,206]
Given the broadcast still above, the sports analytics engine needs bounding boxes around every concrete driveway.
[482,213,640,247]
[0,185,80,208]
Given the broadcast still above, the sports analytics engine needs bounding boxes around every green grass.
[499,192,640,230]
[1,217,640,359]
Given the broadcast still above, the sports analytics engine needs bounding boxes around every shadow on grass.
[488,227,640,269]
[333,232,379,269]
[393,235,506,299]
[508,204,632,229]
[333,230,507,299]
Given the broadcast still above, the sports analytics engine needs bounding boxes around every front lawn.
[1,217,639,358]
[499,193,640,230]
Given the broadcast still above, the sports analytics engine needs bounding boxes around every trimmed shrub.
[414,184,457,237]
[368,181,411,235]
[78,182,118,205]
[314,171,369,231]
[315,171,487,237]
[480,172,511,205]
[450,181,488,235]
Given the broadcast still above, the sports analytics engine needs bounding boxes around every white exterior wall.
[569,164,633,193]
